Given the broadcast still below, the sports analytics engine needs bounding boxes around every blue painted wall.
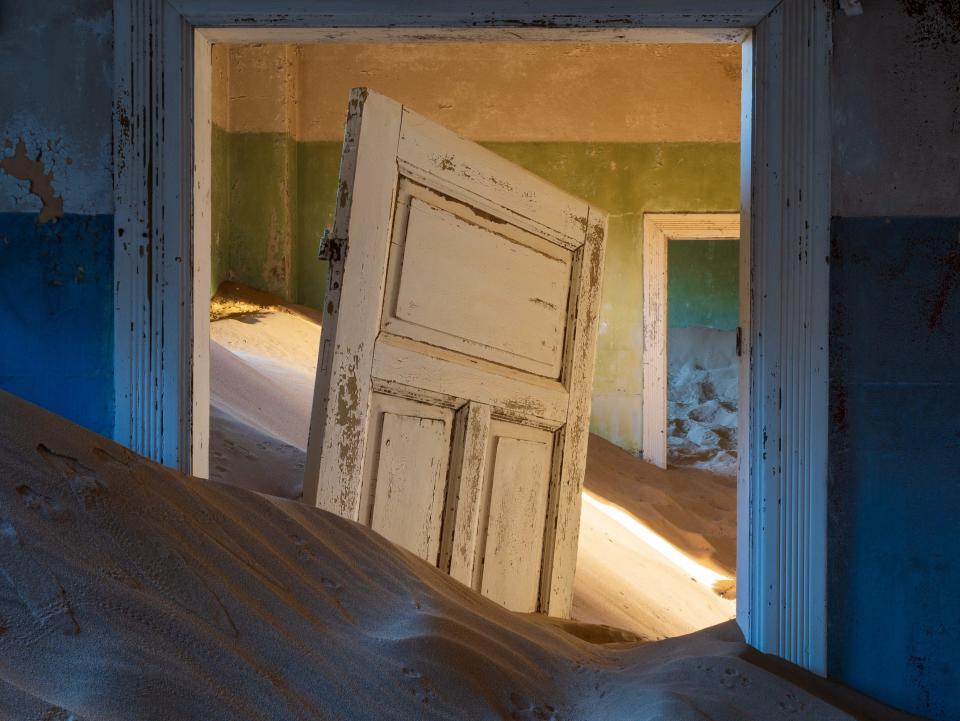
[0,0,114,437]
[829,217,960,720]
[0,213,114,436]
[828,2,960,717]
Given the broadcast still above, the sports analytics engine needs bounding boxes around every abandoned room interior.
[206,39,742,639]
[0,2,958,720]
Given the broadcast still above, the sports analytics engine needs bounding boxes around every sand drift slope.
[206,286,739,640]
[0,392,864,721]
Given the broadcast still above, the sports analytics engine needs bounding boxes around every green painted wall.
[296,142,342,308]
[212,126,301,299]
[213,133,739,454]
[211,126,334,306]
[667,238,739,330]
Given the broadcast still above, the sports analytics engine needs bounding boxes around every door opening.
[642,214,742,471]
[115,1,832,674]
[202,37,742,638]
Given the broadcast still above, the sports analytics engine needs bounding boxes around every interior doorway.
[200,36,743,641]
[641,214,741,471]
[114,0,833,675]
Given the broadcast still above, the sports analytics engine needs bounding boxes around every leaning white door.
[304,89,607,616]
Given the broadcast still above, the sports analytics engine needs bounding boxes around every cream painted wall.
[213,42,740,142]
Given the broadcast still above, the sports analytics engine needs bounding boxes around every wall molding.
[112,0,830,674]
[113,1,196,471]
[641,213,741,470]
[740,0,832,675]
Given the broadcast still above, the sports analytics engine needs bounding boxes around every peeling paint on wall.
[0,2,113,216]
[0,0,114,436]
[900,0,960,46]
[1,140,65,224]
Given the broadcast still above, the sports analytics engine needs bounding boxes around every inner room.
[206,37,741,641]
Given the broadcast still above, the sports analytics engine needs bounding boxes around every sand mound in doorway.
[574,434,739,640]
[209,404,305,499]
[584,434,737,579]
[0,390,889,721]
[668,327,739,476]
[208,283,321,498]
[207,289,738,641]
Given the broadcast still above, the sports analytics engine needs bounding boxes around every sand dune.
[0,284,918,720]
[209,404,305,498]
[210,340,314,450]
[0,391,898,721]
[207,286,738,642]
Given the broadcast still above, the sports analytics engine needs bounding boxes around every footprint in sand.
[509,691,561,720]
[35,444,107,512]
[402,667,437,704]
[320,577,342,592]
[15,484,70,521]
[719,666,751,689]
[778,692,807,713]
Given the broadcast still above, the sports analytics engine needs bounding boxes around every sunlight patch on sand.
[582,491,732,589]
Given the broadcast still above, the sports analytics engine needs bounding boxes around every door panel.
[386,194,572,377]
[476,423,554,612]
[305,89,607,616]
[371,336,569,425]
[368,412,448,563]
[359,392,455,563]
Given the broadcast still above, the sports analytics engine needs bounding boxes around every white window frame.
[641,213,741,471]
[113,0,831,675]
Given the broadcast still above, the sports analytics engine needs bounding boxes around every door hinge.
[317,228,346,262]
[736,326,743,357]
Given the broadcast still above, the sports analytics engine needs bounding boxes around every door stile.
[543,209,608,615]
[303,89,403,517]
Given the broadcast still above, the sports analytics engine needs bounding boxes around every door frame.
[641,213,741,470]
[113,0,831,675]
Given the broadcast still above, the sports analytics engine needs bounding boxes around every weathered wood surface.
[305,89,608,614]
[541,210,607,616]
[369,413,449,562]
[371,337,569,426]
[358,392,456,532]
[479,432,553,613]
[388,197,571,377]
[398,107,590,247]
[443,402,492,584]
[303,89,403,516]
